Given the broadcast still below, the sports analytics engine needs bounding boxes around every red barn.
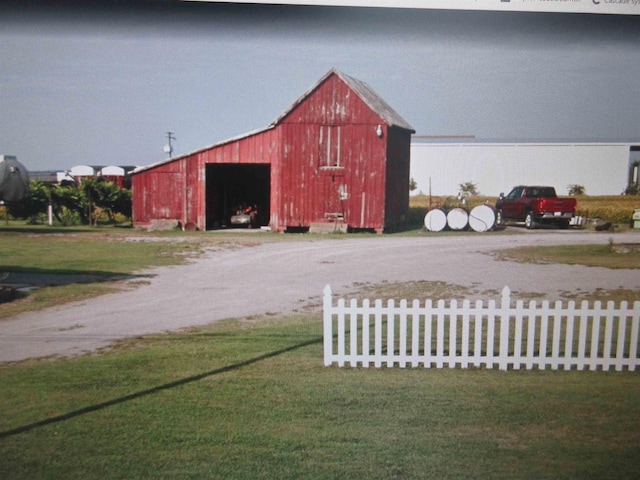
[131,68,415,233]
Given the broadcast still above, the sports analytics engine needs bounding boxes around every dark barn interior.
[205,164,271,229]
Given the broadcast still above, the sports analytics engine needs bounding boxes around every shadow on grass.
[0,266,155,288]
[0,336,322,440]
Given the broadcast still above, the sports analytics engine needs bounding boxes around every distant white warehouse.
[410,141,640,197]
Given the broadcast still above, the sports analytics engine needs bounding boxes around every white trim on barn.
[410,141,637,197]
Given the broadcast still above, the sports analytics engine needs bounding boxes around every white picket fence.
[322,285,640,371]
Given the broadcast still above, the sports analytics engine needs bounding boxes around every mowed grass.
[1,220,640,478]
[1,315,640,479]
[0,225,289,319]
[496,243,640,270]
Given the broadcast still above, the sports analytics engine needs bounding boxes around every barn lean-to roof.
[132,125,275,174]
[272,68,415,133]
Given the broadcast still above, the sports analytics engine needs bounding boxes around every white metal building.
[410,141,639,197]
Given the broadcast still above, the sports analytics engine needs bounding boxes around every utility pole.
[163,132,176,158]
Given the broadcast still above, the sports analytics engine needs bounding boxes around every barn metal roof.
[133,126,275,174]
[272,68,415,132]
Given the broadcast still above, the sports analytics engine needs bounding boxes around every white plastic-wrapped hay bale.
[446,208,468,231]
[424,209,447,232]
[468,205,496,232]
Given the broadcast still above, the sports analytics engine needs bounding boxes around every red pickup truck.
[495,186,577,229]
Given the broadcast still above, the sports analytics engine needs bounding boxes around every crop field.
[409,194,640,226]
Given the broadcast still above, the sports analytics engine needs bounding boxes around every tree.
[458,181,479,197]
[81,178,133,225]
[6,181,49,223]
[82,178,131,221]
[568,184,586,196]
[46,183,85,224]
[409,177,418,192]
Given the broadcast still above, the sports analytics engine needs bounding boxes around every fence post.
[323,284,333,366]
[499,286,511,371]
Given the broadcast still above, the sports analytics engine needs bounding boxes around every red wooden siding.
[132,69,413,233]
[133,128,281,229]
[278,74,392,231]
[281,75,384,126]
[132,159,188,227]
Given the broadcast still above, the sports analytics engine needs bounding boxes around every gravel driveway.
[1,229,639,363]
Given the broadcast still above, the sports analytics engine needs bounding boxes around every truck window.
[506,187,524,199]
[527,187,555,198]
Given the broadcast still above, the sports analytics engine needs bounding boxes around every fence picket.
[526,300,536,370]
[362,299,370,368]
[590,301,602,371]
[564,301,575,370]
[615,301,627,372]
[577,301,589,371]
[474,300,483,368]
[323,285,333,367]
[449,300,458,369]
[399,300,408,368]
[498,287,510,371]
[551,301,562,371]
[323,285,640,372]
[374,299,383,368]
[423,300,433,368]
[337,298,346,367]
[436,300,445,368]
[349,299,358,367]
[461,300,470,369]
[387,300,395,368]
[411,300,421,368]
[603,301,615,371]
[513,300,524,370]
[487,300,496,369]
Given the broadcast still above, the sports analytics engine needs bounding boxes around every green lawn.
[495,243,640,270]
[1,314,640,479]
[0,225,287,319]
[1,226,639,478]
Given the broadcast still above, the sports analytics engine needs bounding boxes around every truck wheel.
[525,211,537,229]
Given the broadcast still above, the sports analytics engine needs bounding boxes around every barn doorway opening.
[205,164,271,230]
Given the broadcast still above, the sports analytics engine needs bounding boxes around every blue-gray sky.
[1,2,639,172]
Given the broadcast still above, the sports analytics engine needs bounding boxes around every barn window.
[319,125,342,168]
